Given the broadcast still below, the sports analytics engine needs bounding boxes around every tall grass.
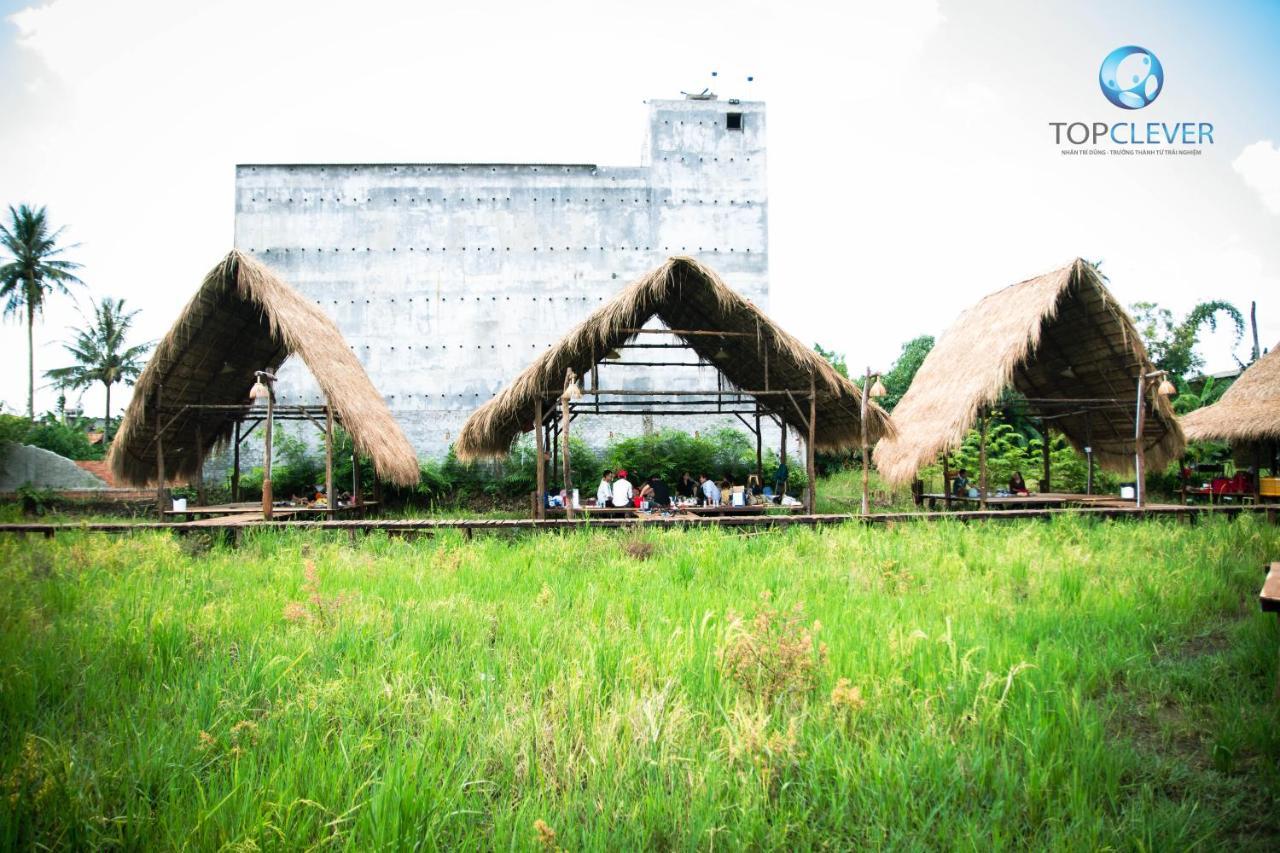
[1,518,1277,848]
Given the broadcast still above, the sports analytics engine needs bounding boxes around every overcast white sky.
[2,0,1278,418]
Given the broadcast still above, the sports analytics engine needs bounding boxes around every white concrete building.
[233,96,769,458]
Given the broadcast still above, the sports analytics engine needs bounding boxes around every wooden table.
[922,493,1137,511]
[165,501,379,522]
[547,503,803,519]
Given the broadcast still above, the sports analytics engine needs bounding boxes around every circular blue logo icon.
[1099,46,1163,109]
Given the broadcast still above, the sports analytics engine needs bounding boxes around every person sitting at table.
[951,469,970,496]
[647,474,672,507]
[638,477,654,505]
[719,474,735,505]
[699,473,721,507]
[1008,470,1029,495]
[596,469,614,507]
[611,469,634,508]
[677,472,698,502]
[746,473,762,499]
[773,460,789,498]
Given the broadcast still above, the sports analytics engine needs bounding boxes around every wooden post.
[978,408,988,511]
[861,366,871,516]
[194,418,207,507]
[807,373,817,514]
[1084,416,1093,495]
[154,384,166,519]
[1254,443,1263,505]
[262,387,274,520]
[942,451,952,511]
[351,446,362,508]
[231,421,241,502]
[1134,372,1147,507]
[325,406,335,520]
[780,420,788,495]
[1041,420,1052,494]
[534,397,546,520]
[754,410,763,484]
[560,370,576,520]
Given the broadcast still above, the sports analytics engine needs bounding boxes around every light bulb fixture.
[713,347,730,362]
[1157,378,1177,397]
[248,369,276,401]
[605,347,621,360]
[869,377,887,398]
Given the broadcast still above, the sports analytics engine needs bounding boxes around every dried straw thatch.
[455,256,894,460]
[1181,342,1280,446]
[875,259,1184,486]
[109,251,419,487]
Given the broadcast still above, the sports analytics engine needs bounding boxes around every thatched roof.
[875,259,1184,486]
[455,256,894,460]
[109,251,419,487]
[1181,343,1280,446]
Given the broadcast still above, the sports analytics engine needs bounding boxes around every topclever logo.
[1099,46,1163,109]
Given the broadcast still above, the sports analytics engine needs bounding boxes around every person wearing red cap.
[611,469,634,507]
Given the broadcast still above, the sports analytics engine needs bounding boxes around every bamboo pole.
[942,451,952,511]
[561,370,577,520]
[861,367,871,516]
[231,421,241,502]
[1134,372,1147,507]
[194,417,206,507]
[779,420,788,496]
[155,384,166,519]
[325,406,335,521]
[807,373,817,514]
[1041,420,1052,493]
[262,387,274,521]
[978,409,988,511]
[534,397,546,520]
[754,411,763,483]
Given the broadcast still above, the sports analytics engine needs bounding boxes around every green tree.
[44,297,153,436]
[880,335,933,411]
[1130,300,1244,382]
[813,343,849,378]
[0,204,84,419]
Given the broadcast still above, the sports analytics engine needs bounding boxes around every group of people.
[595,469,774,509]
[949,469,1030,497]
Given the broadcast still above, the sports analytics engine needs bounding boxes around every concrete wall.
[0,443,107,491]
[233,98,771,461]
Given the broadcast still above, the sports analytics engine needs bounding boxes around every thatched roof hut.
[109,251,419,487]
[455,256,893,461]
[875,258,1184,486]
[1181,343,1280,448]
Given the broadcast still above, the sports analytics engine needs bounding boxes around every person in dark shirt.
[677,472,697,500]
[647,475,672,507]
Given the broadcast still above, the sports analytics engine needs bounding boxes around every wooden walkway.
[1,503,1277,540]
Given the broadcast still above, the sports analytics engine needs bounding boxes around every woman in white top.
[596,470,614,507]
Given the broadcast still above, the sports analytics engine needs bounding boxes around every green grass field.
[2,518,1278,849]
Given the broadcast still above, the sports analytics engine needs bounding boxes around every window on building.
[726,112,743,131]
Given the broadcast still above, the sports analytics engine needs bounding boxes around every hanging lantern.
[869,377,887,398]
[249,378,269,401]
[1157,377,1177,397]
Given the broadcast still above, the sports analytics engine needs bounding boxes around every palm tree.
[45,298,153,436]
[0,204,83,418]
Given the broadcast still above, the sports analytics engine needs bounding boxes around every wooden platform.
[921,492,1155,511]
[2,503,1278,540]
[545,503,803,519]
[163,501,378,522]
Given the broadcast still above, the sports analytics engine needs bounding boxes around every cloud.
[1233,141,1280,215]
